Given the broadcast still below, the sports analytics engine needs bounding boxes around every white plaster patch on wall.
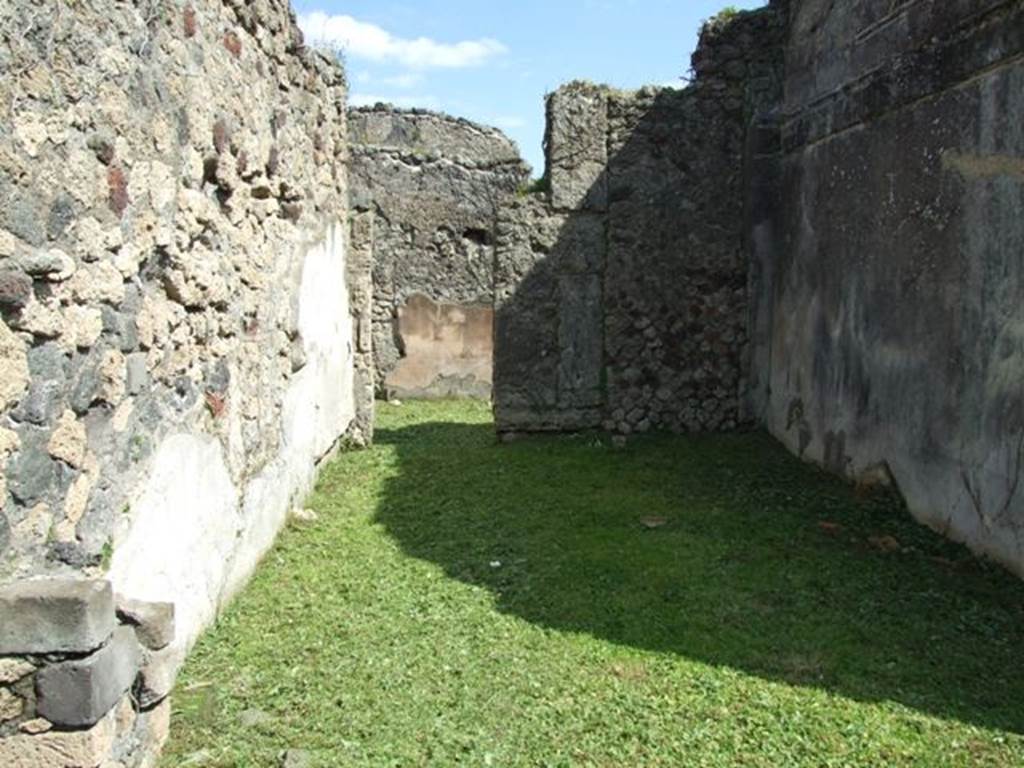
[293,221,356,462]
[107,434,240,648]
[221,222,356,604]
[110,223,356,651]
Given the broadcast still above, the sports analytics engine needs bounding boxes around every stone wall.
[0,581,174,767]
[494,5,787,435]
[348,106,529,399]
[0,0,371,762]
[754,0,1024,574]
[493,0,1024,575]
[2,0,1021,761]
[494,190,607,431]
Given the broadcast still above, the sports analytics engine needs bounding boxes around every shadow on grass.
[374,418,1024,735]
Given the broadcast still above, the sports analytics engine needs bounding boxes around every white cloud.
[298,12,507,69]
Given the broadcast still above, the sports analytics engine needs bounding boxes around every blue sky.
[294,0,767,174]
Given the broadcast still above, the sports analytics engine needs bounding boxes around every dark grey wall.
[756,0,1024,573]
[494,5,787,435]
[348,107,529,399]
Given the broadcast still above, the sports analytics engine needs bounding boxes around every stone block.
[6,428,60,503]
[0,317,30,410]
[48,409,88,468]
[0,686,24,721]
[557,274,604,409]
[134,644,184,708]
[19,717,52,734]
[547,83,609,212]
[0,269,33,311]
[116,595,175,651]
[113,692,136,738]
[138,698,171,756]
[0,657,35,684]
[0,579,115,655]
[12,374,64,428]
[15,248,75,280]
[125,352,150,396]
[35,626,141,728]
[0,708,115,768]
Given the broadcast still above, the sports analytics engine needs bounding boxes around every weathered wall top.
[350,105,525,170]
[782,0,1022,151]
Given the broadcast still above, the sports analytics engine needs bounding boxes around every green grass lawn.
[162,400,1024,767]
